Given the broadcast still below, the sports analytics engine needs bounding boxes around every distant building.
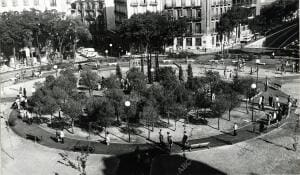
[0,0,74,14]
[164,0,260,52]
[70,0,115,31]
[114,0,164,27]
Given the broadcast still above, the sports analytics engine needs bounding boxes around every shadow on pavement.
[102,146,226,175]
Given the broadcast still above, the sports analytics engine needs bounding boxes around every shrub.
[119,127,142,135]
[8,117,17,126]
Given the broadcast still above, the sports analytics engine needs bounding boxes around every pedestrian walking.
[275,95,279,109]
[56,130,61,142]
[159,129,164,145]
[106,132,110,146]
[258,96,262,109]
[181,131,188,150]
[269,96,273,107]
[233,123,238,136]
[60,130,64,144]
[261,96,265,110]
[167,132,173,152]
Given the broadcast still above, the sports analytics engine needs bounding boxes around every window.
[187,23,192,33]
[186,38,192,46]
[220,7,222,14]
[34,0,39,6]
[1,0,7,7]
[12,0,17,6]
[23,0,29,6]
[195,23,201,33]
[196,9,201,18]
[212,36,215,45]
[177,37,183,46]
[177,9,182,17]
[196,38,202,46]
[50,0,57,7]
[187,8,192,18]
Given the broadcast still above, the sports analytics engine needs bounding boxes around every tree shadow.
[101,147,226,175]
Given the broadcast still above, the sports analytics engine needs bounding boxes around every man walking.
[60,130,64,144]
[181,131,188,150]
[167,132,173,152]
[233,123,238,136]
[106,132,110,146]
[159,129,164,145]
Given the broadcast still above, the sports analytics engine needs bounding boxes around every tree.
[169,103,186,131]
[126,68,147,95]
[223,87,240,121]
[105,88,124,122]
[157,67,178,90]
[41,95,59,124]
[102,75,121,89]
[80,70,99,96]
[211,95,227,130]
[51,86,68,105]
[62,99,82,133]
[142,102,158,139]
[116,64,122,79]
[45,75,56,88]
[187,64,193,81]
[179,66,184,81]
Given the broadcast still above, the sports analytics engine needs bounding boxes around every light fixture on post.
[124,100,131,142]
[251,83,257,122]
[255,59,260,85]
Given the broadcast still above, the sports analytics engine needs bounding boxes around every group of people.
[159,130,174,151]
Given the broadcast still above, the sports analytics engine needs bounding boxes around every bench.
[73,145,95,153]
[183,142,210,151]
[26,134,43,142]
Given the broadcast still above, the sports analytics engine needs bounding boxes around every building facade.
[0,0,74,14]
[114,0,164,27]
[165,0,260,52]
[70,0,115,31]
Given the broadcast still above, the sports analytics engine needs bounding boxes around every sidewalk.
[8,105,292,155]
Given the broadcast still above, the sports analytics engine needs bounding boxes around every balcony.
[149,1,157,6]
[130,2,138,7]
[140,2,147,6]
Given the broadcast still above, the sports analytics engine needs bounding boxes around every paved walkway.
[8,105,292,155]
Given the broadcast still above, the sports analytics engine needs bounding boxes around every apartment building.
[70,0,115,31]
[164,0,259,52]
[114,0,164,27]
[0,0,74,14]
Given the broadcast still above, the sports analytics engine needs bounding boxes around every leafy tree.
[187,64,193,81]
[105,88,125,122]
[157,67,178,90]
[96,98,115,134]
[142,102,158,138]
[205,71,221,98]
[45,75,56,88]
[62,99,82,133]
[211,95,227,130]
[51,86,68,105]
[102,75,121,89]
[41,95,59,124]
[179,66,184,81]
[126,68,147,94]
[116,64,122,79]
[169,103,186,131]
[80,70,99,96]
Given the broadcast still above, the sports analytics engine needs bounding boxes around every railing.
[130,2,138,7]
[149,1,157,6]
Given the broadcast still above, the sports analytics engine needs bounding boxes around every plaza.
[1,0,300,175]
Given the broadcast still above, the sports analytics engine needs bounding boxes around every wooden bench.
[183,142,210,151]
[26,134,43,142]
[73,145,95,153]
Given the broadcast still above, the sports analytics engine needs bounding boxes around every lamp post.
[125,100,131,142]
[109,43,113,56]
[53,65,58,77]
[105,50,108,59]
[251,83,257,122]
[255,59,260,85]
[150,67,155,84]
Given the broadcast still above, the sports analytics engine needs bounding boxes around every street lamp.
[251,83,257,122]
[150,67,155,84]
[255,59,260,84]
[105,50,108,58]
[125,100,131,142]
[109,43,113,56]
[53,65,58,77]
